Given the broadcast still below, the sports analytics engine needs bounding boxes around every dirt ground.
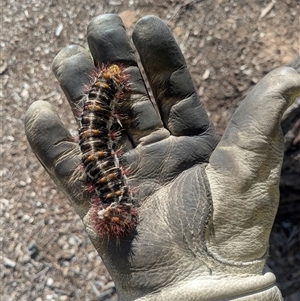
[1,0,299,300]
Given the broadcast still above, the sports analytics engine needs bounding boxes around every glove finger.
[51,43,135,150]
[87,14,136,65]
[25,101,90,216]
[206,67,300,262]
[52,45,94,119]
[132,15,212,137]
[87,14,165,146]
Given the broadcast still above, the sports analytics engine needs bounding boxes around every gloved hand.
[25,14,300,301]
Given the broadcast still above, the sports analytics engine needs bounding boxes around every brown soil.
[1,0,299,300]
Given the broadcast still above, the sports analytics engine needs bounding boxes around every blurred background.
[1,0,299,300]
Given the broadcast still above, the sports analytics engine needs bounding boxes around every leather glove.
[24,14,300,301]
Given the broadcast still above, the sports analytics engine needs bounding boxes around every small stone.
[21,214,34,224]
[1,198,9,207]
[46,277,54,287]
[19,181,27,187]
[5,135,15,142]
[68,235,82,246]
[36,201,42,207]
[3,257,16,268]
[0,60,7,74]
[68,236,77,246]
[28,240,39,259]
[202,69,210,80]
[109,0,122,5]
[55,23,63,36]
[0,168,8,177]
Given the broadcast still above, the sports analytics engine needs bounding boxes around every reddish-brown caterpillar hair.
[79,64,138,238]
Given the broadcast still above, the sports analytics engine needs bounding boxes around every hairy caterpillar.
[79,64,138,238]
